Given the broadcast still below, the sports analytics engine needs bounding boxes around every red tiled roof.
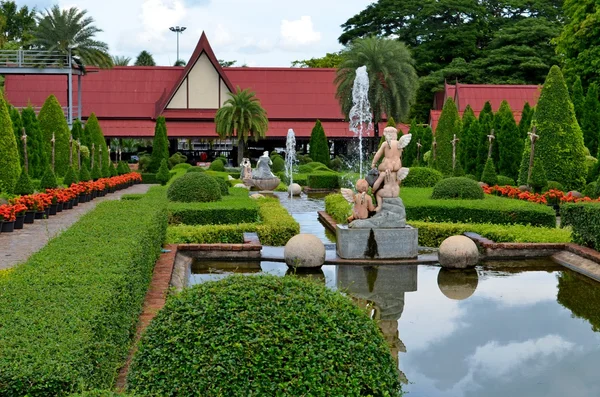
[444,83,541,113]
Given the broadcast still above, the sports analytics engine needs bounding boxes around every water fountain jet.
[348,66,373,179]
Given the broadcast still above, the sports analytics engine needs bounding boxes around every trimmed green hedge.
[167,172,222,203]
[168,190,259,225]
[127,275,401,396]
[0,186,168,396]
[141,171,176,184]
[307,172,340,189]
[212,176,230,196]
[402,167,443,187]
[167,197,299,246]
[431,177,484,200]
[561,202,600,250]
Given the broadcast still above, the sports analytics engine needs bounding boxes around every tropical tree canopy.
[135,50,156,66]
[335,36,418,136]
[112,55,131,66]
[34,5,112,70]
[215,87,269,165]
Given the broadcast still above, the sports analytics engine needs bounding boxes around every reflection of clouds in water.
[400,267,469,351]
[475,271,557,307]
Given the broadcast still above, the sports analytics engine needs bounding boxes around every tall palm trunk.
[237,137,245,167]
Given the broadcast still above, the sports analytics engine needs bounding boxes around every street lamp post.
[169,26,187,63]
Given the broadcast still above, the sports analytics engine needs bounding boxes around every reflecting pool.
[189,261,600,397]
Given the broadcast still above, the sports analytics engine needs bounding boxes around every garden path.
[0,184,151,270]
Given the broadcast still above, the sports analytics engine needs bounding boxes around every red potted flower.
[8,201,28,229]
[0,204,17,232]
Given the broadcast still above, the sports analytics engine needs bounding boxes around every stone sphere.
[250,194,265,200]
[437,268,479,300]
[284,234,325,268]
[438,235,479,269]
[519,185,532,192]
[568,191,583,198]
[288,183,302,196]
[234,183,250,190]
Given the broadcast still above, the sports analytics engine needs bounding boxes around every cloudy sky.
[18,0,373,66]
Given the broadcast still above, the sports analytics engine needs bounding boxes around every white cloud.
[475,271,558,307]
[279,16,321,50]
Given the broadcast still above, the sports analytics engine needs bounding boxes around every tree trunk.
[237,138,245,167]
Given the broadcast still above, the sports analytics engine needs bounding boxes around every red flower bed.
[483,185,598,205]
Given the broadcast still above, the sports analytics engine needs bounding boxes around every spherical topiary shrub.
[497,175,516,186]
[208,158,225,172]
[186,166,205,173]
[127,275,401,396]
[271,155,285,173]
[431,177,484,200]
[402,167,443,187]
[212,176,230,196]
[544,180,565,192]
[167,172,222,202]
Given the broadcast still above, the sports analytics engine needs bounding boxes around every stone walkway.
[0,184,151,270]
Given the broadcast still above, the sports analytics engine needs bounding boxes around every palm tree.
[335,36,418,140]
[34,5,112,70]
[174,59,186,67]
[215,87,269,165]
[112,55,131,66]
[135,50,155,66]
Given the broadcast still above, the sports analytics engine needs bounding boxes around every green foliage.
[0,187,167,396]
[329,157,344,171]
[402,167,443,187]
[101,160,110,178]
[561,202,600,250]
[9,106,24,168]
[386,116,396,127]
[557,271,600,334]
[324,194,352,224]
[79,162,91,182]
[209,158,225,171]
[83,114,109,173]
[403,120,432,167]
[545,181,565,192]
[298,162,333,173]
[0,92,20,194]
[91,161,101,181]
[171,162,192,171]
[168,152,187,168]
[335,36,418,126]
[149,116,169,173]
[581,84,600,156]
[476,102,495,177]
[141,172,176,184]
[297,154,313,164]
[127,274,401,397]
[528,155,548,193]
[167,172,221,203]
[40,165,58,189]
[585,156,598,183]
[309,120,330,166]
[109,161,117,177]
[156,159,171,186]
[168,191,258,226]
[212,176,230,196]
[307,172,340,189]
[167,198,299,246]
[519,102,534,139]
[38,95,70,177]
[117,161,129,175]
[481,157,498,186]
[584,182,598,199]
[530,66,587,191]
[63,166,79,186]
[434,98,462,176]
[291,52,343,68]
[215,87,269,165]
[186,166,205,173]
[71,118,83,141]
[13,168,33,195]
[571,77,585,123]
[431,177,484,200]
[459,106,480,174]
[21,106,47,179]
[134,50,156,66]
[495,101,523,180]
[497,175,516,186]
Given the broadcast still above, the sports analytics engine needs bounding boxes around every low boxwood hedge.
[127,275,401,396]
[141,171,176,184]
[168,190,259,225]
[561,202,600,250]
[0,186,168,396]
[307,172,340,189]
[167,197,299,246]
[431,177,484,200]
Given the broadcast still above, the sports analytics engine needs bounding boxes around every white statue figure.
[241,158,252,180]
[253,151,276,179]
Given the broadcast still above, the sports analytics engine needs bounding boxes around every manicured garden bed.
[561,202,600,250]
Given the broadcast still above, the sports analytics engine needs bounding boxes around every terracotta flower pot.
[14,214,25,229]
[1,220,15,232]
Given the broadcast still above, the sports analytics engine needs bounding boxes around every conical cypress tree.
[403,120,419,167]
[71,119,83,141]
[83,113,109,171]
[434,98,462,176]
[156,159,170,185]
[38,94,70,177]
[91,161,102,180]
[13,168,34,195]
[519,102,534,140]
[63,166,79,186]
[0,92,20,193]
[581,84,600,156]
[80,162,91,182]
[309,119,330,166]
[529,66,587,191]
[9,106,24,168]
[149,116,170,173]
[571,76,585,124]
[40,164,58,189]
[476,101,494,178]
[459,106,477,173]
[102,159,111,178]
[495,101,523,180]
[481,157,498,185]
[528,154,547,193]
[109,161,118,177]
[117,161,129,175]
[462,118,482,175]
[22,106,47,179]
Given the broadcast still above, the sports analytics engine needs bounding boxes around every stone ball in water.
[437,268,479,300]
[284,234,325,268]
[288,183,302,196]
[438,235,479,269]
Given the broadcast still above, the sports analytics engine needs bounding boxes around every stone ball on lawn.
[250,193,265,200]
[288,183,302,196]
[234,183,250,190]
[284,234,325,268]
[568,191,583,198]
[438,235,479,269]
[519,185,532,192]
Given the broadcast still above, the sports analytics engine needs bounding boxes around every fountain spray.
[348,66,373,179]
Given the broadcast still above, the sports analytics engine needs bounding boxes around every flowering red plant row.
[0,173,141,223]
[483,185,598,205]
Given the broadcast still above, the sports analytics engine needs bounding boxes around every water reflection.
[437,268,479,301]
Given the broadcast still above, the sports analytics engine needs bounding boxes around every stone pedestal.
[336,225,418,259]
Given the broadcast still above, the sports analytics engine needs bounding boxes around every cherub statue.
[374,167,409,211]
[241,158,252,180]
[341,179,375,223]
[371,127,412,192]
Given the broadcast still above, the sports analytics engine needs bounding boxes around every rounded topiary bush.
[212,176,230,196]
[186,166,205,173]
[497,175,516,186]
[431,177,484,200]
[209,159,225,171]
[545,180,565,192]
[402,167,443,187]
[167,172,222,202]
[172,162,192,171]
[127,275,401,396]
[271,155,285,173]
